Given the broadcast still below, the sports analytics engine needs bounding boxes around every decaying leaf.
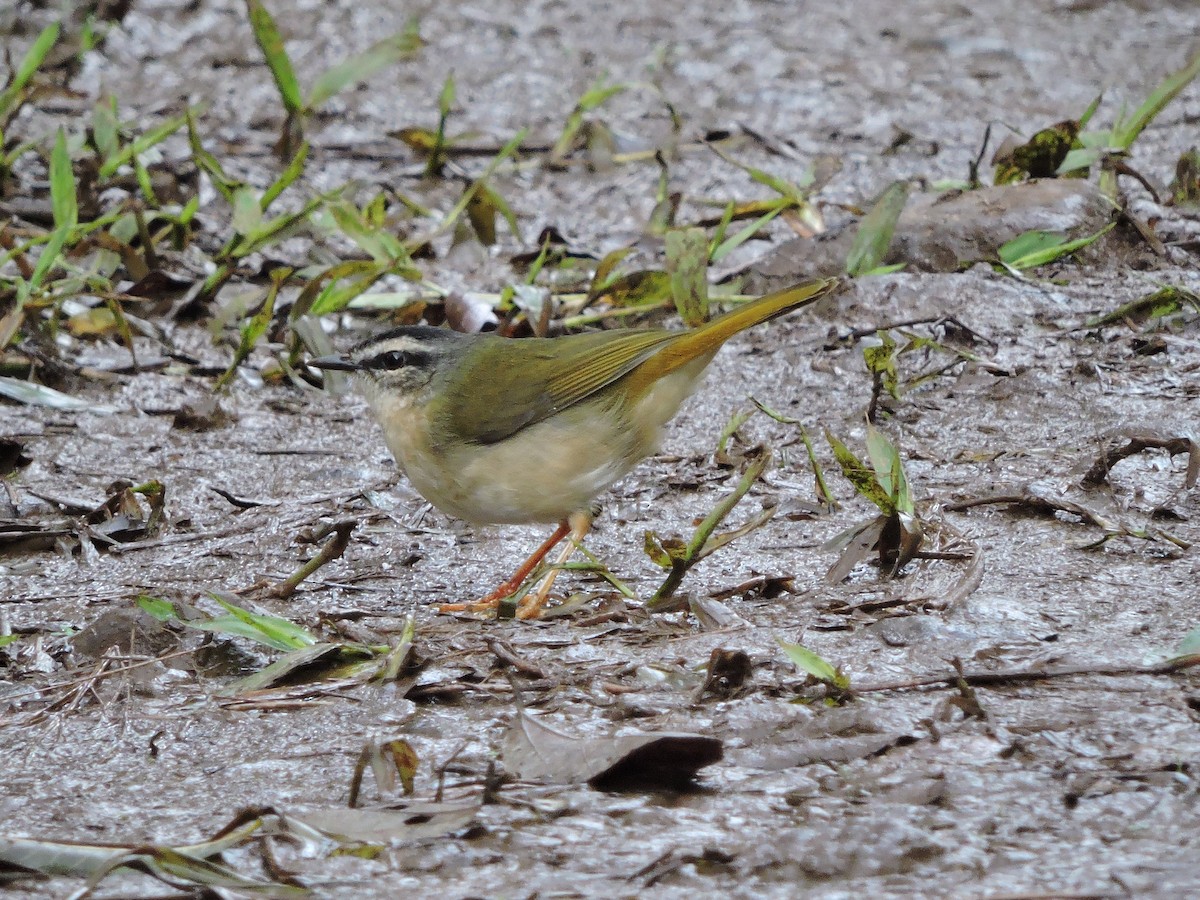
[1171,148,1200,207]
[502,711,722,790]
[291,802,478,845]
[0,812,302,895]
[0,376,116,414]
[824,427,925,580]
[665,226,709,326]
[993,119,1081,184]
[1084,286,1200,329]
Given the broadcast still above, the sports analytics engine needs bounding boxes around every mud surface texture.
[2,1,1199,898]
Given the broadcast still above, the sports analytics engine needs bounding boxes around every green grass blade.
[260,141,308,210]
[710,203,783,263]
[1113,47,1200,150]
[0,22,60,122]
[214,270,288,390]
[246,0,303,115]
[865,424,913,515]
[49,128,78,230]
[846,181,908,276]
[307,20,424,110]
[421,129,526,244]
[98,111,189,178]
[29,226,69,290]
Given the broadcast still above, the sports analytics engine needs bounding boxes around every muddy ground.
[2,0,1199,897]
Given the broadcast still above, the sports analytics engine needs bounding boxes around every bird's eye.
[374,350,411,370]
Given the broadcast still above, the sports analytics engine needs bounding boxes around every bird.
[310,276,839,618]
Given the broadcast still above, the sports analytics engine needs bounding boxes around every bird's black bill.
[308,355,360,372]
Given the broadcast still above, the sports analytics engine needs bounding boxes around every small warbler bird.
[311,276,839,618]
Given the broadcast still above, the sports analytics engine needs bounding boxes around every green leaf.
[28,226,69,290]
[246,0,302,115]
[0,22,60,123]
[91,99,120,164]
[1077,93,1103,130]
[857,262,907,276]
[1055,146,1103,175]
[437,69,456,118]
[646,452,772,610]
[421,129,526,243]
[328,200,409,264]
[195,592,318,651]
[865,424,913,515]
[379,613,416,682]
[846,181,908,276]
[231,185,263,236]
[225,642,376,693]
[307,20,424,110]
[998,223,1114,271]
[187,112,239,203]
[777,638,848,688]
[309,262,403,316]
[136,595,177,621]
[425,70,457,176]
[1173,626,1200,661]
[49,128,78,230]
[588,246,635,296]
[998,230,1066,263]
[577,77,626,113]
[665,227,709,326]
[708,142,806,203]
[551,76,625,162]
[229,193,327,258]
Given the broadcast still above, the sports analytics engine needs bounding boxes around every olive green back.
[436,277,838,446]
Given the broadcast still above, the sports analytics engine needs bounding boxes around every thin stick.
[852,655,1200,695]
[265,521,356,600]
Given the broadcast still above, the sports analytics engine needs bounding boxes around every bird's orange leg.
[516,509,593,620]
[438,520,570,614]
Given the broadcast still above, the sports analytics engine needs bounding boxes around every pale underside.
[363,354,715,524]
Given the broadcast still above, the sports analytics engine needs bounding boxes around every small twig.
[485,637,549,679]
[264,521,356,600]
[434,741,468,803]
[1081,433,1198,488]
[910,550,974,561]
[853,655,1200,695]
[348,744,371,808]
[108,516,271,553]
[2,647,196,710]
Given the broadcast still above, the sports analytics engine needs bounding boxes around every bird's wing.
[441,329,675,445]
